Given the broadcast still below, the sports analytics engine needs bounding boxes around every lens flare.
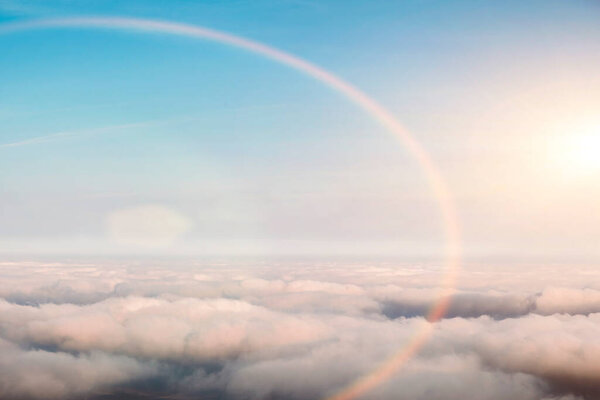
[0,17,461,400]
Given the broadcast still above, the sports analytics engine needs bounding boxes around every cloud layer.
[0,259,598,400]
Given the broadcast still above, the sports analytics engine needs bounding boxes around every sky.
[1,2,600,400]
[1,0,600,260]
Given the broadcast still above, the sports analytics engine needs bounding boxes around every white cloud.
[0,337,155,399]
[0,260,598,399]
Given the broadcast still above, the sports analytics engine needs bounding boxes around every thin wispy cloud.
[0,121,155,149]
[0,103,288,150]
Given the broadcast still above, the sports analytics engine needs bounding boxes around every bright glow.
[552,123,600,176]
[566,130,600,172]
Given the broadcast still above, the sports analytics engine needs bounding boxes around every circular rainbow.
[0,16,461,400]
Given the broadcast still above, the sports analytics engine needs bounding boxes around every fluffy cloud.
[0,337,155,399]
[0,260,597,399]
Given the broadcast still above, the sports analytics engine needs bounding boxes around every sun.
[550,122,600,176]
[565,129,600,171]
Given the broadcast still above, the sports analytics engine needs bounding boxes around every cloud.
[535,287,600,316]
[0,121,151,149]
[0,337,156,399]
[0,260,598,399]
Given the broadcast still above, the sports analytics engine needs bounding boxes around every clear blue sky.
[1,0,599,259]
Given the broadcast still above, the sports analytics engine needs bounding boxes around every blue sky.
[1,0,599,259]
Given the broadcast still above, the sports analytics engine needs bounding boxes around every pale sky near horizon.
[1,0,599,260]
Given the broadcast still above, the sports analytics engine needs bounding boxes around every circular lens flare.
[0,17,461,400]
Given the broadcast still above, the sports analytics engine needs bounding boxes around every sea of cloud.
[0,259,598,400]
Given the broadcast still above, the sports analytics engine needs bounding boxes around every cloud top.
[0,260,598,400]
